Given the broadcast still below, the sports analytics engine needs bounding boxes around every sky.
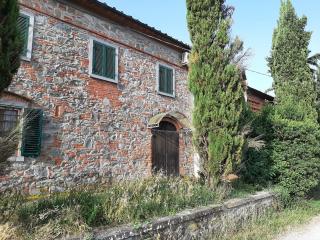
[103,0,320,93]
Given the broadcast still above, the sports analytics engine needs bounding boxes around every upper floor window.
[157,63,175,97]
[89,38,118,83]
[18,11,34,61]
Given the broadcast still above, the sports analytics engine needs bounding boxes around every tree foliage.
[267,0,320,197]
[0,0,22,92]
[241,105,275,186]
[268,0,317,121]
[316,67,320,123]
[186,0,245,185]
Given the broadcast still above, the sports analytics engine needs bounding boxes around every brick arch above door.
[147,111,191,130]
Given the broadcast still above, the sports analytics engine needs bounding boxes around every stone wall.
[67,191,277,240]
[0,0,193,193]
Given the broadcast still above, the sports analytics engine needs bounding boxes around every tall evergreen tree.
[267,0,320,196]
[0,0,22,92]
[316,67,320,123]
[187,0,245,185]
[268,0,317,121]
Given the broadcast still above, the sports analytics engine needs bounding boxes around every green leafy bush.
[270,118,320,197]
[241,105,275,186]
[242,104,320,197]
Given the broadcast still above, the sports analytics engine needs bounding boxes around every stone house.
[1,0,195,193]
[0,0,272,193]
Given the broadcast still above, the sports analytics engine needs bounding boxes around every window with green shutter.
[21,109,43,158]
[91,40,117,82]
[158,65,174,96]
[18,14,30,57]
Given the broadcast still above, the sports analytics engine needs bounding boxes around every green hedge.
[242,105,320,198]
[271,119,320,197]
[241,105,275,186]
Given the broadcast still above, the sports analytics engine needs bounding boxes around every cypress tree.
[267,0,320,196]
[187,0,245,185]
[0,0,22,92]
[268,0,317,121]
[316,67,320,123]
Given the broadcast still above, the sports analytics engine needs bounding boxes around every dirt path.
[276,215,320,240]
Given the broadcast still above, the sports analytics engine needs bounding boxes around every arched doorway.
[151,120,179,176]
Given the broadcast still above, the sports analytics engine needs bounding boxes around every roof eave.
[65,0,191,52]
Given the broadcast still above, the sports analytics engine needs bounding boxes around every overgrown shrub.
[270,118,320,197]
[241,105,275,186]
[242,104,320,197]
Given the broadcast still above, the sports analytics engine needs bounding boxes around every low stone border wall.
[69,191,276,240]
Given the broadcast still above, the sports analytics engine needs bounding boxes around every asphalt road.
[277,216,320,240]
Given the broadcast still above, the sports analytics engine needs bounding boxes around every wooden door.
[152,129,179,176]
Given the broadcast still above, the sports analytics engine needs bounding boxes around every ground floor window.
[0,108,19,137]
[0,107,43,158]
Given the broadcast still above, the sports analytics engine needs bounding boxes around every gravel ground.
[277,216,320,240]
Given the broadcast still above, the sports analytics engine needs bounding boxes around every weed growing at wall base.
[211,200,320,240]
[0,175,258,239]
[0,175,223,239]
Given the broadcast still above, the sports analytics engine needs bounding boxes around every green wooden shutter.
[93,41,116,80]
[17,14,30,57]
[159,66,166,93]
[159,65,174,95]
[166,68,173,94]
[92,41,104,76]
[21,109,43,157]
[105,46,116,79]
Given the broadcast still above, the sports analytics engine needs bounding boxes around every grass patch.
[0,175,220,239]
[212,200,320,240]
[0,175,262,240]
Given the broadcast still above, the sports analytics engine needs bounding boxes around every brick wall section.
[247,94,266,112]
[247,87,274,112]
[1,0,194,193]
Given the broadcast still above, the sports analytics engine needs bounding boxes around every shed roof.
[247,86,274,102]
